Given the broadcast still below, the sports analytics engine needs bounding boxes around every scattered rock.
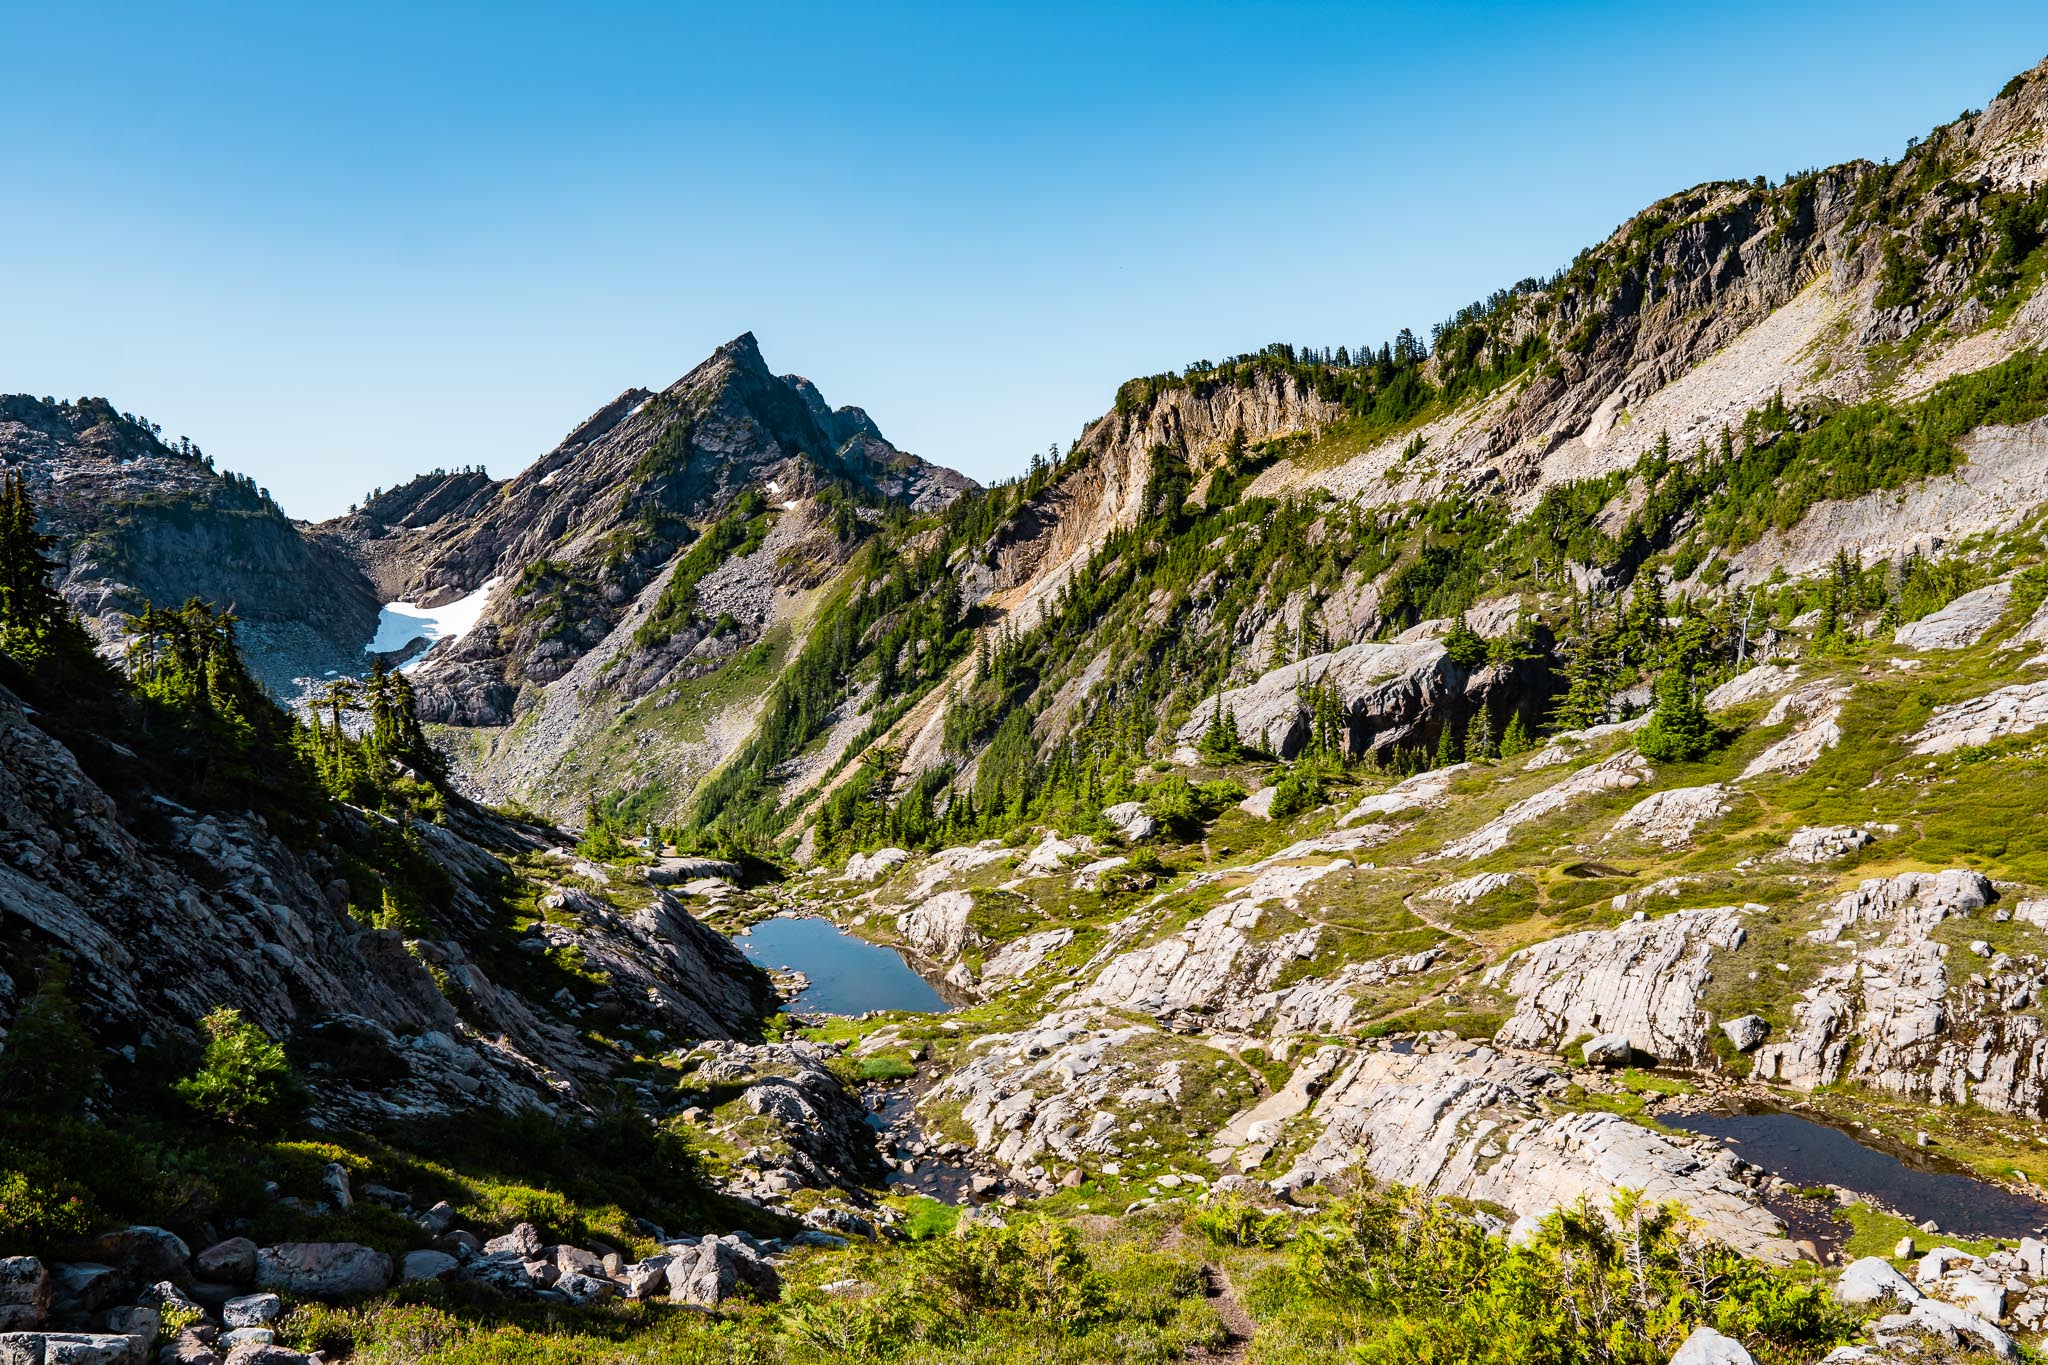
[252,1243,391,1300]
[398,1251,459,1284]
[1720,1015,1769,1053]
[221,1295,280,1329]
[1781,826,1873,864]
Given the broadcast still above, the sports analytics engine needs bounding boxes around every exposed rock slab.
[1485,907,1749,1062]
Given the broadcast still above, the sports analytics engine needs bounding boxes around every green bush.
[174,1007,309,1132]
[0,1164,96,1257]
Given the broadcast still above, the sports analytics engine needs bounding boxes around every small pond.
[736,916,949,1015]
[1666,1108,2048,1240]
[868,1087,979,1202]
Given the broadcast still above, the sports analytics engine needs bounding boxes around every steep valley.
[13,52,2048,1365]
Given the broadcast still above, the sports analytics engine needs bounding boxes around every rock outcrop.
[1485,907,1750,1063]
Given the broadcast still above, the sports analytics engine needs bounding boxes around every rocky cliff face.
[0,674,772,1130]
[0,396,381,697]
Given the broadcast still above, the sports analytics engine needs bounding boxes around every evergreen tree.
[1636,669,1718,762]
[1499,711,1533,757]
[0,472,71,659]
[1464,705,1495,761]
[1433,722,1459,769]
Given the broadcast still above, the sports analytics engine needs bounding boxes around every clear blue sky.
[5,2,2045,519]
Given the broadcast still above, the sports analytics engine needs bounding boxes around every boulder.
[1720,1016,1769,1053]
[46,1266,120,1319]
[398,1251,458,1284]
[0,1260,49,1331]
[619,1257,671,1301]
[1238,787,1279,820]
[480,1224,542,1260]
[1781,826,1873,864]
[551,1272,615,1307]
[0,1334,146,1364]
[843,849,910,882]
[1835,1256,1920,1306]
[90,1227,190,1285]
[222,1347,317,1365]
[1908,1299,2019,1362]
[1894,581,2013,651]
[415,1202,457,1236]
[156,1328,221,1365]
[456,1254,534,1298]
[191,1240,257,1287]
[252,1243,390,1300]
[1581,1033,1636,1068]
[664,1236,780,1306]
[319,1164,351,1212]
[220,1330,273,1350]
[220,1296,280,1329]
[1668,1326,1756,1365]
[1952,1274,2007,1322]
[1102,802,1156,842]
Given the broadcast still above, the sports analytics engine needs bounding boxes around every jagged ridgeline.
[573,60,2048,865]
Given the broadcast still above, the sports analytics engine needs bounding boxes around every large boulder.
[664,1236,780,1306]
[481,1224,542,1259]
[191,1240,257,1287]
[1720,1015,1769,1053]
[1834,1256,1920,1306]
[0,1261,49,1331]
[45,1266,120,1319]
[1581,1034,1636,1068]
[89,1228,189,1286]
[251,1244,390,1300]
[0,1333,147,1364]
[398,1251,458,1284]
[1893,581,2013,651]
[1668,1326,1756,1365]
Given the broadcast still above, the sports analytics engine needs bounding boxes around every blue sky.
[4,2,2046,519]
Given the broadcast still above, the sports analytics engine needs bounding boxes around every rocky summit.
[15,48,2048,1365]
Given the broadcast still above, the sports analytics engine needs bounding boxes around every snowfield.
[365,577,501,668]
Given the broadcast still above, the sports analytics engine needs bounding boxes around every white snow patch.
[367,578,502,668]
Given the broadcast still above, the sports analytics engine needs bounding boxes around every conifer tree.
[0,472,70,658]
[1636,668,1718,762]
[1499,711,1533,757]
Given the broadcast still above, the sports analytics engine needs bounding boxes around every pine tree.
[0,472,70,658]
[1636,669,1718,762]
[1434,723,1459,769]
[1499,711,1533,757]
[1464,706,1495,761]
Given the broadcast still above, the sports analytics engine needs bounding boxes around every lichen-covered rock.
[1912,678,2048,755]
[1267,1041,1796,1262]
[1894,580,2014,650]
[1438,750,1650,861]
[191,1239,257,1287]
[252,1243,390,1300]
[1782,826,1874,863]
[664,1236,779,1306]
[1610,785,1730,847]
[1485,906,1749,1063]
